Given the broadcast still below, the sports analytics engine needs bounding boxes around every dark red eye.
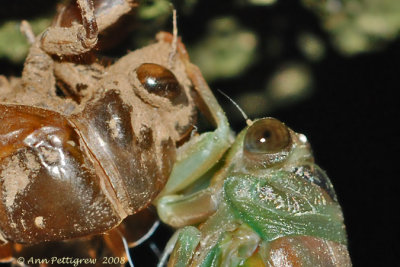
[136,63,182,100]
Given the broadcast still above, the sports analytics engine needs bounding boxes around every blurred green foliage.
[188,17,258,81]
[1,0,399,119]
[302,0,400,55]
[0,17,51,63]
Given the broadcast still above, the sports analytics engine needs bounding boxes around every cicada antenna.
[217,89,253,126]
[168,7,178,68]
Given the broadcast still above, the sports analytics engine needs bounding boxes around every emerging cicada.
[156,99,352,265]
[0,0,351,266]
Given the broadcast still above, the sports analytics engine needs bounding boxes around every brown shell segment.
[70,90,176,215]
[0,105,122,244]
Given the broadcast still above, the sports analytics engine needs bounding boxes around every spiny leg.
[41,0,98,56]
[21,0,98,102]
[77,0,98,44]
[22,43,56,97]
[20,42,77,112]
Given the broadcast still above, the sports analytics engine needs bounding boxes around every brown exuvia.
[0,0,208,258]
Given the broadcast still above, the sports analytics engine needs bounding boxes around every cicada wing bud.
[0,104,123,244]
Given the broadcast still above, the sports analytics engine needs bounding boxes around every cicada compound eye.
[244,118,292,166]
[136,63,182,100]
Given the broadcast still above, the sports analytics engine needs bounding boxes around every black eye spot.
[293,165,338,202]
[244,118,291,154]
[136,63,182,100]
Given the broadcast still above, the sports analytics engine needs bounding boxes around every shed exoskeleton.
[0,0,233,262]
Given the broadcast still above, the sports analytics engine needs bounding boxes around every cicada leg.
[157,61,234,196]
[159,227,200,267]
[22,42,57,98]
[154,56,234,227]
[21,0,99,103]
[40,0,98,56]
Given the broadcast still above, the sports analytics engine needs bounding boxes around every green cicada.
[154,64,351,266]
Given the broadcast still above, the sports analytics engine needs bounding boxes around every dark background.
[1,0,399,266]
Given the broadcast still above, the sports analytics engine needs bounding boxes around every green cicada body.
[157,115,351,266]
